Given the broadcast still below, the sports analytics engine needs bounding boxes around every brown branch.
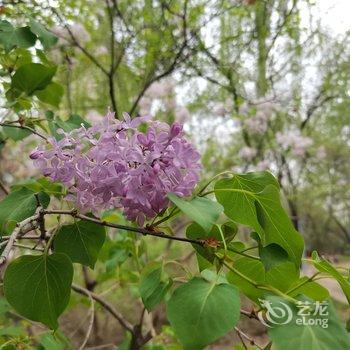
[0,213,40,268]
[104,0,119,115]
[78,291,95,350]
[128,0,189,116]
[49,6,109,76]
[0,179,9,195]
[72,283,134,334]
[0,122,47,141]
[43,209,204,246]
[235,327,263,350]
[240,308,258,320]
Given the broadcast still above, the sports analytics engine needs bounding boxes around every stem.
[227,247,260,261]
[0,122,47,141]
[217,224,227,255]
[197,171,233,196]
[149,207,180,227]
[220,257,299,304]
[72,283,134,334]
[0,179,9,194]
[43,209,203,246]
[286,272,320,295]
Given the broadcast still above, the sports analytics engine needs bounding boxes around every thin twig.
[43,209,204,246]
[72,284,134,334]
[13,243,44,252]
[0,179,9,194]
[235,327,248,350]
[49,6,109,76]
[240,309,258,320]
[0,213,40,267]
[78,292,95,350]
[235,327,263,350]
[0,122,47,141]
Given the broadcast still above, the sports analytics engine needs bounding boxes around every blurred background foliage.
[0,0,350,348]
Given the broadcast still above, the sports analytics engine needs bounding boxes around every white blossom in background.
[239,102,249,115]
[213,103,226,117]
[52,23,90,45]
[316,145,327,160]
[239,146,257,161]
[225,97,234,113]
[276,130,313,156]
[95,45,108,56]
[256,100,276,115]
[139,97,152,115]
[174,106,190,123]
[164,98,177,110]
[147,79,175,99]
[244,111,268,134]
[256,159,270,171]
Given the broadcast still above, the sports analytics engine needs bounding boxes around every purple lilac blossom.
[30,112,201,225]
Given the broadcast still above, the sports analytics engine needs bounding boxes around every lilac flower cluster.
[30,112,201,225]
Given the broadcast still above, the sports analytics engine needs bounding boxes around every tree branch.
[0,213,40,267]
[43,209,204,246]
[0,122,48,141]
[49,6,109,76]
[235,327,263,350]
[72,283,134,334]
[78,291,95,350]
[0,179,9,195]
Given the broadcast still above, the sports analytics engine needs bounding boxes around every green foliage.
[268,297,350,350]
[0,188,50,234]
[54,220,106,268]
[167,276,240,349]
[139,262,172,311]
[4,253,73,329]
[29,19,58,50]
[1,125,31,141]
[11,63,56,95]
[46,111,91,139]
[227,256,265,303]
[168,193,223,232]
[186,221,236,267]
[215,172,304,266]
[0,20,36,52]
[312,251,350,303]
[35,82,64,107]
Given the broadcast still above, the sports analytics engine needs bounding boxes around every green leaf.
[29,19,58,49]
[35,82,64,107]
[268,297,350,350]
[259,244,289,271]
[312,251,350,304]
[0,188,50,234]
[11,177,63,198]
[139,262,172,311]
[54,220,106,268]
[265,262,299,292]
[4,253,73,329]
[215,174,304,266]
[11,63,56,95]
[167,277,240,349]
[227,256,265,303]
[46,112,91,140]
[168,194,223,232]
[288,278,329,301]
[1,125,31,141]
[0,21,36,52]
